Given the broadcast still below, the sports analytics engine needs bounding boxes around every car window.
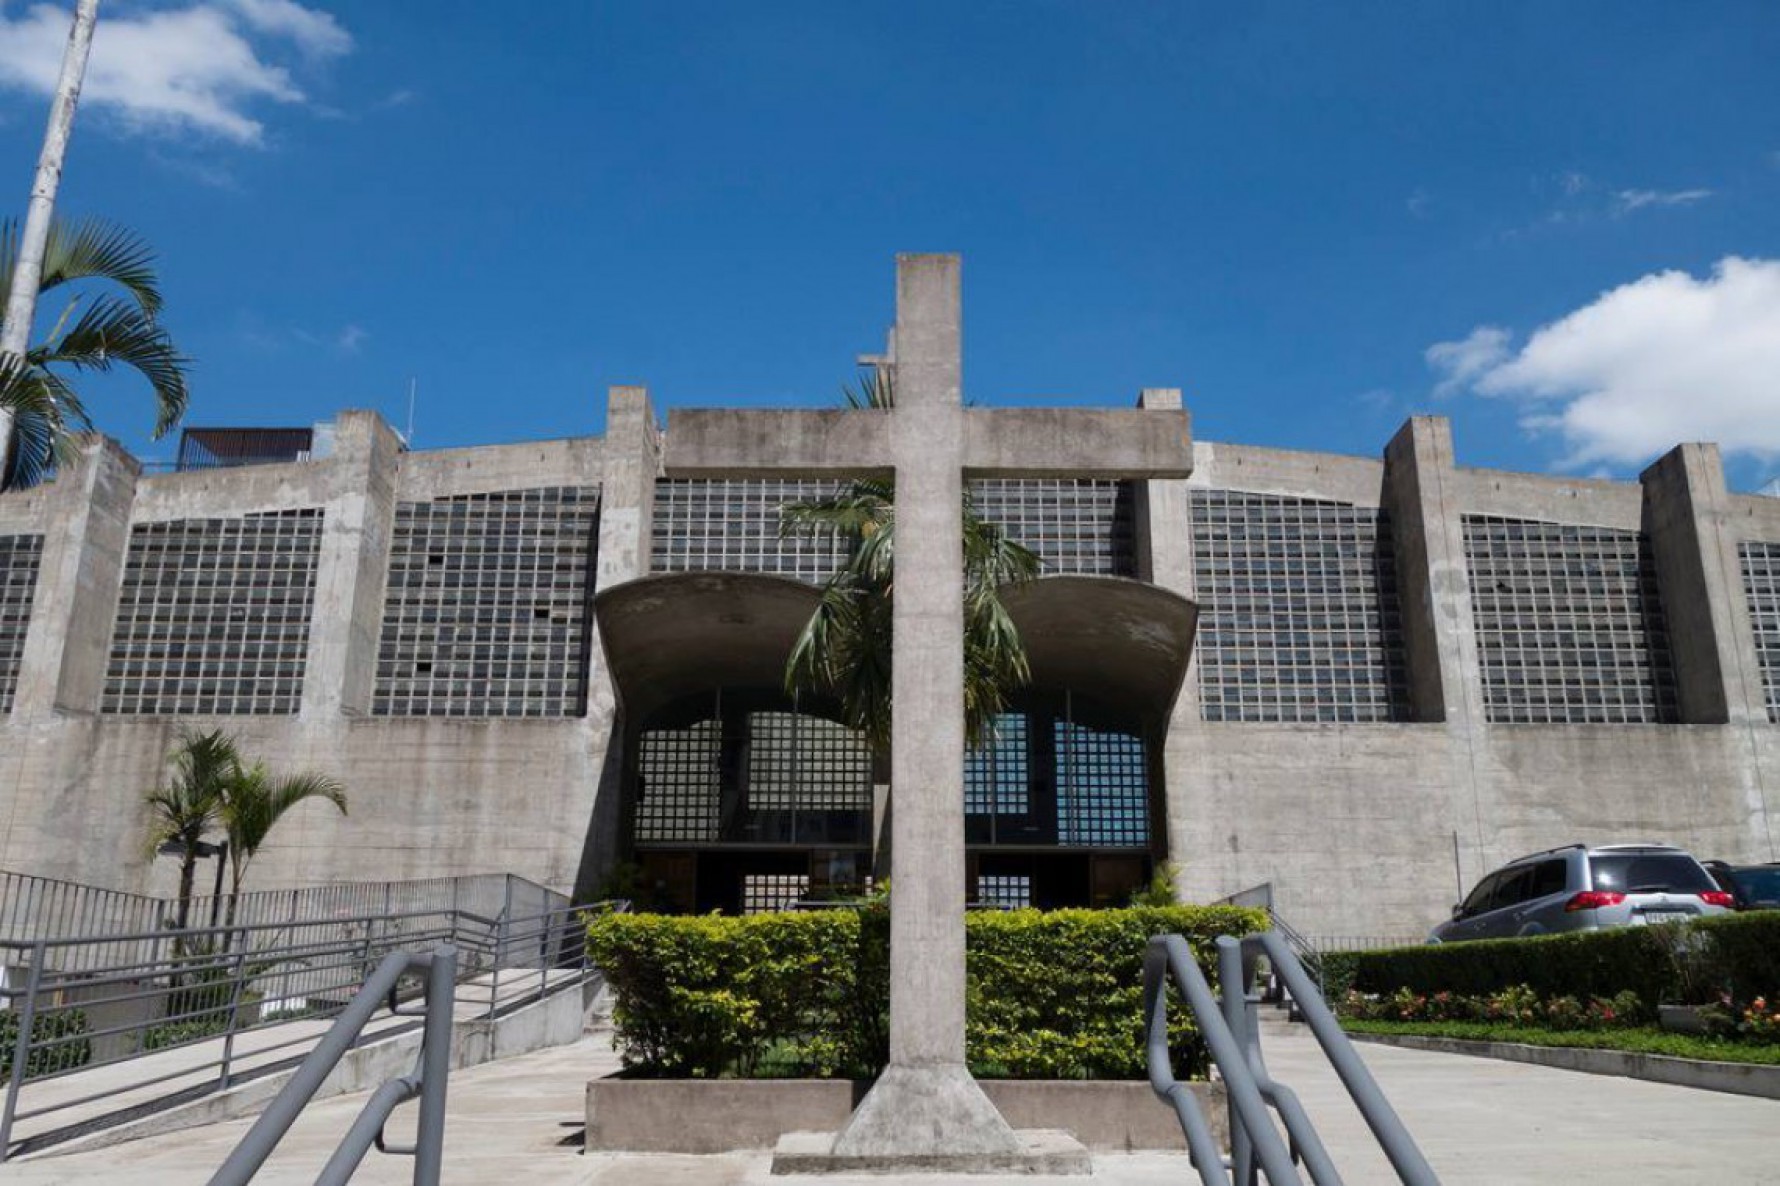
[1460,872,1499,916]
[1588,853,1714,893]
[1490,867,1534,910]
[1529,859,1568,899]
[1730,867,1780,904]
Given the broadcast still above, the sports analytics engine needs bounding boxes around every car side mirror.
[1451,904,1464,920]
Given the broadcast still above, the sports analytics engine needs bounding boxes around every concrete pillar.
[831,255,1022,1159]
[300,411,403,719]
[13,435,139,719]
[1132,388,1197,884]
[1381,417,1492,893]
[595,386,660,592]
[1640,443,1768,725]
[573,385,662,902]
[1381,417,1484,726]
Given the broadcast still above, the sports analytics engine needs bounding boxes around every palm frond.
[840,365,895,410]
[30,217,163,317]
[36,295,191,436]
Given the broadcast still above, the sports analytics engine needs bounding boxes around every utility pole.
[0,0,101,482]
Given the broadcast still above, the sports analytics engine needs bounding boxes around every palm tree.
[0,0,101,482]
[218,764,347,927]
[781,367,1041,753]
[144,729,240,934]
[0,216,190,490]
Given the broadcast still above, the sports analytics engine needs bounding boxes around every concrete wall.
[0,394,648,903]
[3,392,1777,945]
[1166,422,1780,940]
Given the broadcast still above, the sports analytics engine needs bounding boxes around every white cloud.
[1406,188,1431,219]
[1614,188,1714,215]
[335,324,367,354]
[1429,258,1780,468]
[226,0,349,58]
[1425,327,1511,398]
[0,1,351,145]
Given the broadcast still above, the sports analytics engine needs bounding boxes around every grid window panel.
[965,712,1030,816]
[968,479,1136,576]
[1056,720,1149,847]
[1739,541,1780,723]
[652,479,849,583]
[652,477,1135,582]
[742,873,811,914]
[102,510,322,715]
[373,486,599,717]
[1464,515,1678,724]
[0,533,44,715]
[635,718,722,843]
[743,711,872,812]
[1190,490,1410,723]
[975,875,1032,909]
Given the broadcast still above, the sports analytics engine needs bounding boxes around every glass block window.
[969,479,1135,576]
[742,873,810,914]
[974,875,1032,909]
[635,717,722,843]
[653,479,848,583]
[966,713,1030,817]
[633,706,873,846]
[1190,490,1410,723]
[103,510,322,715]
[1056,721,1149,847]
[1738,542,1780,723]
[1464,515,1678,724]
[746,712,874,812]
[0,533,44,715]
[373,487,599,718]
[653,477,1134,581]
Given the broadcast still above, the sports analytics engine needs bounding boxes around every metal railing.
[0,893,619,1160]
[209,946,456,1186]
[1143,929,1439,1184]
[1211,882,1420,1004]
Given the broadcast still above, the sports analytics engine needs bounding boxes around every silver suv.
[1430,843,1734,943]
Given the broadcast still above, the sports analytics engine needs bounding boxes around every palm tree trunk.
[0,0,100,476]
[175,849,197,932]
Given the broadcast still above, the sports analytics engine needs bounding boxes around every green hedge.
[1325,911,1780,1013]
[0,1007,91,1079]
[586,903,1266,1080]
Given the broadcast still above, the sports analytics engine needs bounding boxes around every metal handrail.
[1143,930,1440,1185]
[0,897,619,1160]
[208,945,456,1186]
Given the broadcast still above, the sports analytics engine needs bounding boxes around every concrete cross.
[667,254,1192,1159]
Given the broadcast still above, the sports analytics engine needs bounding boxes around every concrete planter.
[584,1076,1226,1153]
[1658,1004,1709,1035]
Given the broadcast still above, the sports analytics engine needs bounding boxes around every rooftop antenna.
[404,377,417,447]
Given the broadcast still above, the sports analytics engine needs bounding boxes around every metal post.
[0,941,47,1161]
[413,945,455,1184]
[1219,938,1256,1186]
[218,939,250,1089]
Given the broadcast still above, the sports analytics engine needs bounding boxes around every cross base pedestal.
[768,1064,1090,1175]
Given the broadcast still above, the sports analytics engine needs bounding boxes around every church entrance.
[623,686,1158,913]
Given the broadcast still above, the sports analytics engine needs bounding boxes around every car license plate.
[1638,911,1686,925]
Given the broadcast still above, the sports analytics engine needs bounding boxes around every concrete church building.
[2,257,1777,941]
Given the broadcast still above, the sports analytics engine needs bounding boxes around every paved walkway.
[8,1022,1779,1183]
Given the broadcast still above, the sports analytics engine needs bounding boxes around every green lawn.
[1341,1020,1780,1067]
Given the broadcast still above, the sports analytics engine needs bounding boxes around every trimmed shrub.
[1329,911,1780,1016]
[0,1007,92,1079]
[587,903,1266,1080]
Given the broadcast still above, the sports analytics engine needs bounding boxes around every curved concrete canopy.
[999,575,1199,723]
[596,571,1197,726]
[594,572,825,721]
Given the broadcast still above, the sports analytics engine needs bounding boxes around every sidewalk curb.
[1348,1032,1780,1100]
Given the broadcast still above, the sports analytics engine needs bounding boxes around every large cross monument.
[668,255,1193,1168]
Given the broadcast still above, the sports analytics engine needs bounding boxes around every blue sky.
[1,1,1777,486]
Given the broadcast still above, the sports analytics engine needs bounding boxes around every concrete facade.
[3,308,1779,943]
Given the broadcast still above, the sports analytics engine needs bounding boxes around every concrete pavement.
[7,1021,1779,1183]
